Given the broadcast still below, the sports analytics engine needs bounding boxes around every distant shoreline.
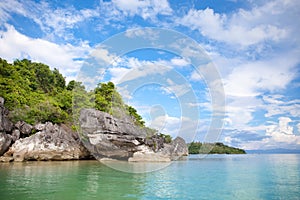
[246,149,300,154]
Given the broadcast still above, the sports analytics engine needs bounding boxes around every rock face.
[2,122,90,162]
[79,108,188,162]
[0,97,13,156]
[80,109,147,138]
[0,97,91,162]
[0,96,188,162]
[0,133,12,156]
[15,121,33,137]
[0,97,13,133]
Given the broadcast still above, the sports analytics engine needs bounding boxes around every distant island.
[188,142,246,154]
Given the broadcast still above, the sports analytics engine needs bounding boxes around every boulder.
[129,137,188,162]
[34,123,46,131]
[79,108,188,162]
[2,122,90,162]
[15,121,33,136]
[80,109,147,138]
[79,109,147,160]
[128,145,171,162]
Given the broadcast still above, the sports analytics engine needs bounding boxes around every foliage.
[188,142,246,154]
[126,105,145,127]
[159,133,172,143]
[0,58,146,128]
[94,82,145,127]
[0,58,72,124]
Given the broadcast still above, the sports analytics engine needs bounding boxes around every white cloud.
[262,95,300,118]
[0,24,91,81]
[0,0,99,41]
[170,57,189,67]
[0,0,27,23]
[242,117,300,150]
[107,56,191,84]
[149,114,197,141]
[178,1,290,47]
[224,57,297,97]
[124,28,159,40]
[219,54,298,130]
[112,0,172,20]
[90,47,118,65]
[297,123,300,134]
[163,78,190,97]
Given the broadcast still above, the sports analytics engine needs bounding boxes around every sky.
[0,0,300,150]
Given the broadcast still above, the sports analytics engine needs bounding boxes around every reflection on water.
[1,154,299,200]
[0,161,147,200]
[100,160,171,173]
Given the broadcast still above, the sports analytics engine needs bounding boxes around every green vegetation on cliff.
[188,142,246,154]
[0,58,145,126]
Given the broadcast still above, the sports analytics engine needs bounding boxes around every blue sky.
[0,0,300,150]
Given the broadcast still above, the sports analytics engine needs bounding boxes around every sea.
[0,154,299,200]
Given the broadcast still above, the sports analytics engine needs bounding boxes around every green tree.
[126,105,145,127]
[33,63,54,93]
[53,68,66,91]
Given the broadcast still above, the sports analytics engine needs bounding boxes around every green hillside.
[0,58,144,126]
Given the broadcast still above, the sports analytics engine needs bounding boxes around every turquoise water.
[0,154,299,200]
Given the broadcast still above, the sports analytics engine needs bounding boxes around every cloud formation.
[0,24,91,81]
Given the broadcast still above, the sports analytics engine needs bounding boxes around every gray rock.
[0,97,13,132]
[128,145,172,162]
[129,137,188,162]
[34,123,46,131]
[169,137,189,159]
[3,122,90,162]
[79,108,188,162]
[15,121,33,136]
[0,132,12,156]
[80,109,147,138]
[11,129,20,142]
[145,135,165,152]
[0,97,4,106]
[80,109,150,160]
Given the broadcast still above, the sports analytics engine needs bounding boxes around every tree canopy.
[0,58,145,127]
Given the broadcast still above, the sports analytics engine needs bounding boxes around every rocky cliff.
[0,97,13,156]
[79,108,188,162]
[0,97,188,162]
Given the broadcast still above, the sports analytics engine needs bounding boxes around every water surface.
[1,154,299,199]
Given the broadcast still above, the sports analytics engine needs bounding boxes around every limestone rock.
[129,137,188,162]
[11,129,20,142]
[79,108,189,162]
[80,109,147,138]
[5,122,90,162]
[0,97,13,132]
[128,145,171,162]
[34,123,46,131]
[0,132,12,156]
[15,121,33,136]
[169,137,189,159]
[79,109,147,160]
